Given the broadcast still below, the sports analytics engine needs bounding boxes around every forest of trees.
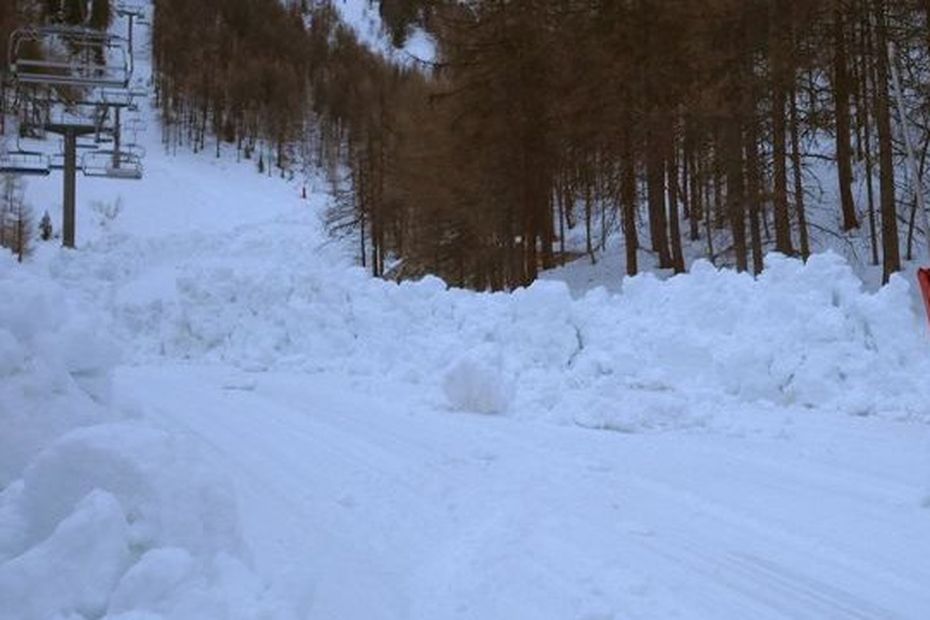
[152,0,930,290]
[0,174,32,262]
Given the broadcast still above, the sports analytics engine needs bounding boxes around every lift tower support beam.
[45,123,96,248]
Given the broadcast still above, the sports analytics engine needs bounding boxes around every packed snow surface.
[3,9,930,619]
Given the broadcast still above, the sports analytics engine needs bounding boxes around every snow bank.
[570,253,929,430]
[0,252,292,620]
[75,223,930,429]
[0,251,120,488]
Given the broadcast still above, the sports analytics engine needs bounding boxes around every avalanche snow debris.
[59,231,930,427]
[0,251,294,620]
[442,348,515,414]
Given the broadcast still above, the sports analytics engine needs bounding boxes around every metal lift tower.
[1,3,147,249]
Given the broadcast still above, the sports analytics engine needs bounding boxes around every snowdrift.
[0,252,293,620]
[69,225,930,428]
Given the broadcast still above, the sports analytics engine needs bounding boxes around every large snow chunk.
[0,266,119,487]
[443,350,514,414]
[107,550,296,620]
[8,424,240,561]
[0,490,131,620]
[107,548,195,614]
[0,328,25,376]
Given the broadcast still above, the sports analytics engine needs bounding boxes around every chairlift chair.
[123,118,147,141]
[115,2,146,18]
[76,139,101,149]
[94,87,135,108]
[95,134,114,144]
[0,149,51,176]
[124,116,146,132]
[48,152,65,171]
[81,149,142,180]
[116,3,149,27]
[120,142,146,158]
[8,26,133,90]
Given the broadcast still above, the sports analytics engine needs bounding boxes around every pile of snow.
[569,253,929,430]
[442,348,514,415]
[58,220,930,429]
[0,251,292,620]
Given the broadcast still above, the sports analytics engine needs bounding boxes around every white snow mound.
[72,236,930,429]
[442,349,514,414]
[0,251,294,620]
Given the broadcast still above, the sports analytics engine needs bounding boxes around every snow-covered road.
[121,364,930,619]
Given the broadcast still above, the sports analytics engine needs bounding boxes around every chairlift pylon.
[4,15,146,247]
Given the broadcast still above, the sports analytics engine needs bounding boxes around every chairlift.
[48,152,73,171]
[129,85,148,98]
[42,85,141,109]
[8,26,133,90]
[81,150,142,180]
[123,117,146,134]
[120,142,146,158]
[0,149,51,176]
[95,87,135,107]
[72,132,103,149]
[115,2,146,18]
[89,132,114,146]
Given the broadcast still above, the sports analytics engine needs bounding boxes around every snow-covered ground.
[3,8,930,620]
[329,0,436,64]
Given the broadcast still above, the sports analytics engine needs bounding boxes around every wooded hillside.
[152,0,930,289]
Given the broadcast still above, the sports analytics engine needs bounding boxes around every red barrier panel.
[918,268,930,325]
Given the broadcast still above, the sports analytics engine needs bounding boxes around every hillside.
[2,2,930,619]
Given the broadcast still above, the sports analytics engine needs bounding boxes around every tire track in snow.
[120,366,930,619]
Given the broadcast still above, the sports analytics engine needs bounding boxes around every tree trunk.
[724,121,748,272]
[861,6,880,265]
[621,124,639,276]
[584,168,595,264]
[873,0,901,282]
[834,1,859,231]
[771,5,794,255]
[746,120,765,275]
[666,124,686,273]
[647,116,672,267]
[684,124,700,241]
[789,85,811,259]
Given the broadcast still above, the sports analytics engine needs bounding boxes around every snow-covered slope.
[3,8,930,620]
[330,0,436,64]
